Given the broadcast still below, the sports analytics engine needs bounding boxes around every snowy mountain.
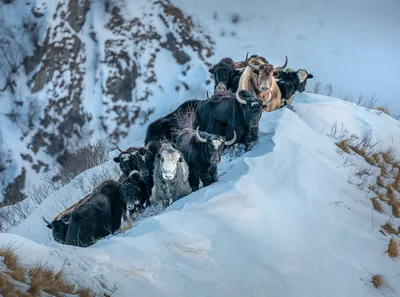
[2,93,400,296]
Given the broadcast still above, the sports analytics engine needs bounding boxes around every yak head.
[296,69,314,92]
[242,52,288,93]
[113,144,154,177]
[274,69,300,100]
[42,216,69,244]
[156,143,184,180]
[235,90,264,128]
[120,170,147,216]
[194,126,236,165]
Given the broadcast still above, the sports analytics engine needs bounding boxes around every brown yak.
[237,52,288,112]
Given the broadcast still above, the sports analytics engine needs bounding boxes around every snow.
[3,93,400,296]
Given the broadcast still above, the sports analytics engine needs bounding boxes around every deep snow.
[3,93,400,296]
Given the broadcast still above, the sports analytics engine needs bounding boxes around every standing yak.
[149,142,192,209]
[192,90,264,150]
[176,127,236,191]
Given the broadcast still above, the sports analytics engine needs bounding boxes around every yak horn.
[273,55,288,71]
[245,52,260,71]
[116,144,127,153]
[196,126,207,143]
[235,90,247,105]
[225,130,237,146]
[263,89,274,106]
[42,216,51,225]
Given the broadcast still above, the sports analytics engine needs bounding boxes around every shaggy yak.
[144,100,202,145]
[119,170,151,220]
[192,89,263,150]
[149,142,192,209]
[113,141,161,191]
[237,52,288,112]
[177,127,236,190]
[274,68,314,107]
[44,180,126,247]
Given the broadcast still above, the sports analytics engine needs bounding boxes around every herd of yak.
[42,53,314,247]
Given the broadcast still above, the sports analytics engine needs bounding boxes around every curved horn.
[263,89,274,106]
[42,216,51,225]
[273,55,288,71]
[116,144,127,153]
[235,90,247,105]
[245,52,260,71]
[196,126,207,143]
[224,130,237,146]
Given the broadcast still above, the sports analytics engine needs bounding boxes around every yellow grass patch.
[371,274,385,288]
[387,237,399,258]
[381,222,399,236]
[371,198,384,213]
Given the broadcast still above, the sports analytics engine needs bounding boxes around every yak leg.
[201,167,218,187]
[188,168,201,191]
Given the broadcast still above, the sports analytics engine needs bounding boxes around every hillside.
[1,0,399,207]
[2,93,400,296]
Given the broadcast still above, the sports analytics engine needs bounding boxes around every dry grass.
[376,106,390,115]
[371,198,384,213]
[120,220,133,233]
[381,222,399,236]
[335,140,351,154]
[0,246,103,297]
[387,237,399,258]
[371,274,385,288]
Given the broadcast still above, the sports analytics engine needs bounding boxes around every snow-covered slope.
[3,93,400,296]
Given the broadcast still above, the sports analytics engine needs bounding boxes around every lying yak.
[119,170,151,220]
[177,127,236,190]
[42,193,92,244]
[44,180,126,247]
[144,100,202,145]
[149,142,192,209]
[192,90,264,150]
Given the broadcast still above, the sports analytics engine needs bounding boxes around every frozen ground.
[2,93,400,296]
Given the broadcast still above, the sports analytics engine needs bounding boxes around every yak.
[237,52,288,112]
[192,90,264,150]
[64,180,126,247]
[113,141,161,190]
[149,142,192,209]
[274,68,314,107]
[119,170,151,220]
[208,57,243,94]
[42,193,92,244]
[176,126,236,191]
[144,100,202,145]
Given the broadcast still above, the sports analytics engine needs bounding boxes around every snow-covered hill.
[2,93,400,296]
[1,0,399,205]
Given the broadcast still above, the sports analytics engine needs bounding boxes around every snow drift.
[3,93,400,296]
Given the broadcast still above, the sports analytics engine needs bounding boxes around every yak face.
[195,127,236,165]
[235,90,263,128]
[157,145,183,180]
[120,170,146,215]
[275,70,301,100]
[296,69,313,92]
[43,216,69,244]
[113,147,153,177]
[253,63,274,92]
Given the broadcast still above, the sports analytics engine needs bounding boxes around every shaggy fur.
[150,143,192,209]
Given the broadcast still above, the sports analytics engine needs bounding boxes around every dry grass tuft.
[120,221,133,232]
[0,274,15,296]
[77,288,96,297]
[0,246,25,283]
[376,176,386,188]
[371,274,385,288]
[335,140,351,153]
[371,198,384,213]
[376,106,390,115]
[387,237,399,258]
[381,222,399,236]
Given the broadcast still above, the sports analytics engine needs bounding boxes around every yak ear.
[47,224,52,229]
[307,74,314,79]
[113,157,120,163]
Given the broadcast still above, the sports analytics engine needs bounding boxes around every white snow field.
[2,93,400,296]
